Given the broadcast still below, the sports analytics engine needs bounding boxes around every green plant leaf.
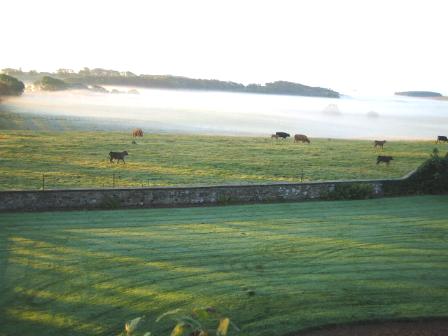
[125,316,144,335]
[175,315,203,330]
[156,308,183,322]
[192,307,216,320]
[229,321,240,332]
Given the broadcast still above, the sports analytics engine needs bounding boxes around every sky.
[2,0,448,95]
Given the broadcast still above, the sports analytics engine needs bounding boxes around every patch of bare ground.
[291,318,448,336]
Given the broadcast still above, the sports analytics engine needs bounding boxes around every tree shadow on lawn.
[1,230,253,336]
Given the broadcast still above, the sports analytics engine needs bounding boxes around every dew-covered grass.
[1,195,447,335]
[0,130,443,190]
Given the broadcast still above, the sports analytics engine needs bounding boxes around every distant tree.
[78,67,91,76]
[90,68,121,77]
[57,68,75,77]
[1,68,23,76]
[121,71,137,77]
[0,74,25,96]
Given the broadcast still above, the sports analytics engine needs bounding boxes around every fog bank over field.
[2,87,448,139]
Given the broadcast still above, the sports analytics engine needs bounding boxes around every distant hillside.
[395,91,443,97]
[33,76,88,91]
[1,68,340,98]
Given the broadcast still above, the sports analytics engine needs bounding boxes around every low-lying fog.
[3,87,448,139]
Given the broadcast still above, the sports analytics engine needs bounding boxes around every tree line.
[2,68,340,98]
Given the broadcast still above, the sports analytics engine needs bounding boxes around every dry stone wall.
[0,178,402,212]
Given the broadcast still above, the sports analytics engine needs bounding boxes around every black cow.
[275,132,290,139]
[377,155,393,165]
[109,151,128,164]
[374,140,387,149]
[436,135,448,143]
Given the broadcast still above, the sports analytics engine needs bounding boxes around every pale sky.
[2,0,447,95]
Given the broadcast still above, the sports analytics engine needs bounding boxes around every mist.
[2,87,448,139]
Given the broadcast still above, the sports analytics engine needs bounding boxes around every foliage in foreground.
[385,150,448,195]
[120,307,239,336]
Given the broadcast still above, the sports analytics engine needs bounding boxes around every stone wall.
[0,177,406,212]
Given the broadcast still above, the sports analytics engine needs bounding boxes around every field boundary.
[0,170,417,212]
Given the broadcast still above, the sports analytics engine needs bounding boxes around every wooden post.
[42,173,45,191]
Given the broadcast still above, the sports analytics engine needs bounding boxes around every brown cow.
[374,140,386,149]
[132,128,144,137]
[294,134,310,144]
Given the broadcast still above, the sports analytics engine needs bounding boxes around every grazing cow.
[109,151,128,164]
[436,135,448,143]
[377,155,393,165]
[271,133,279,140]
[275,132,290,139]
[374,140,387,149]
[132,128,144,137]
[294,134,311,144]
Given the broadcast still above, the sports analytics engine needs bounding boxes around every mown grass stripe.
[1,195,448,336]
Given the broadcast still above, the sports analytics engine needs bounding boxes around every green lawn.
[0,131,444,190]
[1,196,447,336]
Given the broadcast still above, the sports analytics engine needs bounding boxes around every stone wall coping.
[0,175,410,195]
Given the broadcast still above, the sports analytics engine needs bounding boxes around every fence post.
[113,173,115,188]
[300,169,304,182]
[42,173,45,191]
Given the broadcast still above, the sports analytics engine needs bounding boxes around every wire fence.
[12,169,308,191]
[38,173,157,190]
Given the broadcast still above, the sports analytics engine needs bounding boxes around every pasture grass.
[1,195,448,335]
[0,130,445,190]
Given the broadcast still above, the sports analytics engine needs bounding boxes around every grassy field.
[1,195,448,336]
[0,130,445,190]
